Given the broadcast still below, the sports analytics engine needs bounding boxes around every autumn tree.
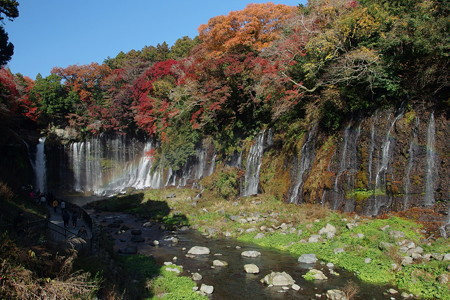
[51,63,112,133]
[198,3,297,57]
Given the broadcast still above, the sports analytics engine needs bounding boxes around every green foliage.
[200,165,241,200]
[29,74,75,125]
[160,124,200,171]
[346,188,385,202]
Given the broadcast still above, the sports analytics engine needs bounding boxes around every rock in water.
[200,284,214,294]
[187,246,210,255]
[192,273,202,281]
[213,260,228,267]
[262,272,295,286]
[298,253,318,264]
[326,289,348,300]
[244,264,260,274]
[241,250,261,258]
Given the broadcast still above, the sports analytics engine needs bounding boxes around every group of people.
[19,186,88,239]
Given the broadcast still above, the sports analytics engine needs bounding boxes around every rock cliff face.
[42,105,448,216]
[265,106,449,216]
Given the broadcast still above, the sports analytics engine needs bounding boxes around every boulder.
[200,284,214,294]
[304,269,328,280]
[298,254,318,264]
[213,260,228,267]
[241,250,261,258]
[188,246,210,255]
[308,235,321,243]
[326,289,348,300]
[244,264,260,274]
[192,273,202,281]
[334,248,345,254]
[262,272,295,286]
[319,223,337,236]
[254,233,265,239]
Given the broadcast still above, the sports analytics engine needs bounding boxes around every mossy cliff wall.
[260,106,449,216]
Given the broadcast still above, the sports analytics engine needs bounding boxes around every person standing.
[60,200,66,213]
[52,199,58,213]
[71,211,78,228]
[62,210,70,228]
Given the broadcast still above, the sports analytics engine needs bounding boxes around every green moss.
[346,189,385,201]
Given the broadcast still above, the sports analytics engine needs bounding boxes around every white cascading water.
[403,117,419,210]
[34,137,47,193]
[369,110,403,215]
[68,136,162,195]
[424,112,436,206]
[241,129,272,197]
[332,122,361,210]
[288,125,317,204]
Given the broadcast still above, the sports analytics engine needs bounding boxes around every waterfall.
[369,110,403,215]
[288,125,317,204]
[241,129,273,196]
[332,122,361,210]
[403,117,419,209]
[375,111,404,189]
[66,136,163,195]
[34,137,47,193]
[424,113,436,206]
[368,116,376,188]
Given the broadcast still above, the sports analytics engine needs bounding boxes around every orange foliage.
[198,2,297,57]
[51,63,111,102]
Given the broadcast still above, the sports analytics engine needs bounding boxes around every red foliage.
[132,60,180,136]
[0,68,19,114]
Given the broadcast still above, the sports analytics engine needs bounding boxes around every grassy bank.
[93,188,450,300]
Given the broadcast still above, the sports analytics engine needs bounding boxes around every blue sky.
[4,0,305,79]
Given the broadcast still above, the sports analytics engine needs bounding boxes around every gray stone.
[241,250,261,258]
[305,269,328,280]
[379,242,395,251]
[298,253,318,264]
[364,258,372,264]
[192,273,202,281]
[308,235,321,243]
[200,284,214,294]
[152,240,159,246]
[388,288,398,294]
[319,223,337,236]
[326,262,335,269]
[254,233,265,239]
[188,246,210,255]
[443,253,450,261]
[334,248,345,254]
[262,272,295,286]
[401,256,414,265]
[291,284,301,291]
[438,274,449,284]
[326,289,348,300]
[165,267,181,274]
[244,264,260,274]
[346,223,357,230]
[213,260,228,267]
[389,230,406,239]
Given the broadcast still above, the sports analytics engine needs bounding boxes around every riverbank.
[88,188,450,300]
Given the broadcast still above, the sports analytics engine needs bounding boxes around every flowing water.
[288,126,317,204]
[403,117,419,210]
[241,129,273,197]
[34,137,47,193]
[89,210,390,300]
[424,113,436,206]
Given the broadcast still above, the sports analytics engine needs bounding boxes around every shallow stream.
[87,210,392,300]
